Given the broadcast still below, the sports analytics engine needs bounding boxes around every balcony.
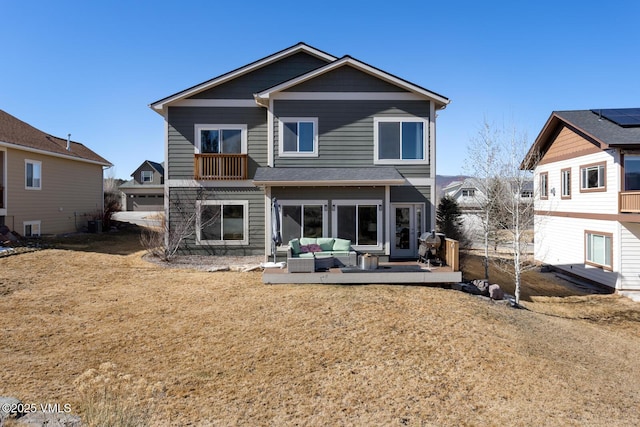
[619,191,640,213]
[194,154,247,180]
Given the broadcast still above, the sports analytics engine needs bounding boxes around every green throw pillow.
[289,239,301,254]
[333,238,351,251]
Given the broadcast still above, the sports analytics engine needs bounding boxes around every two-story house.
[150,43,449,260]
[119,160,165,211]
[525,108,640,297]
[0,109,111,235]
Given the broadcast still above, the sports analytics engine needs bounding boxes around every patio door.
[390,204,423,259]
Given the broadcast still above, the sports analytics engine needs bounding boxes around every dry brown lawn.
[1,230,640,426]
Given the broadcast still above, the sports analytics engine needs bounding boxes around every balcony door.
[390,204,424,259]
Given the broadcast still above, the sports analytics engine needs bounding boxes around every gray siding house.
[150,43,449,259]
[119,160,165,211]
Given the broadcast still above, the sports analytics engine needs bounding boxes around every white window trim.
[331,199,383,251]
[194,124,248,154]
[373,117,429,165]
[278,199,328,249]
[277,117,319,157]
[141,170,153,183]
[24,220,41,237]
[195,200,249,246]
[25,159,42,190]
[580,163,606,190]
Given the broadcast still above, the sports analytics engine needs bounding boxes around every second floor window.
[195,124,247,154]
[141,170,153,183]
[624,155,640,191]
[561,168,571,198]
[374,118,427,164]
[539,172,548,199]
[580,162,605,191]
[278,118,318,157]
[25,160,42,189]
[462,188,475,197]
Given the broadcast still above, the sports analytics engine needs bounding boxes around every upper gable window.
[374,117,428,164]
[195,124,247,154]
[25,160,42,190]
[141,170,153,183]
[278,118,318,157]
[462,188,475,197]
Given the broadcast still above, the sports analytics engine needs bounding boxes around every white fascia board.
[150,44,337,113]
[0,140,112,167]
[255,57,450,107]
[166,179,257,188]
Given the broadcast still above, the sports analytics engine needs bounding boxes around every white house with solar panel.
[150,43,449,261]
[524,108,640,297]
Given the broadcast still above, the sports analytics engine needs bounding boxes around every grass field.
[1,230,640,426]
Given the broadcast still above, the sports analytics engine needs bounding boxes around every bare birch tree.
[464,119,501,281]
[493,126,537,305]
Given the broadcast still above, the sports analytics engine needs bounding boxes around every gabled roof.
[523,109,640,169]
[254,55,450,109]
[150,42,337,113]
[134,160,164,177]
[150,43,450,114]
[0,109,111,166]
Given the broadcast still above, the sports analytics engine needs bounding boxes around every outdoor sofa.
[287,237,357,272]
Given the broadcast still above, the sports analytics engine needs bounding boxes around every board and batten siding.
[534,215,618,288]
[188,52,330,100]
[535,150,619,216]
[168,186,265,256]
[167,107,268,180]
[620,222,640,290]
[5,147,104,235]
[272,100,431,178]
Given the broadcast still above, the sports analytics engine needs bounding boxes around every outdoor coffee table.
[314,255,334,271]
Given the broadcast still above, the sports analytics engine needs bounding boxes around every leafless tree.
[464,118,501,281]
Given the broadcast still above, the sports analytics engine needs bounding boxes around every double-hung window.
[580,162,606,191]
[278,118,318,157]
[279,200,327,242]
[141,170,153,183]
[25,160,42,190]
[374,117,428,164]
[332,200,382,250]
[196,200,248,245]
[462,188,475,198]
[561,168,571,198]
[539,172,548,199]
[585,231,612,270]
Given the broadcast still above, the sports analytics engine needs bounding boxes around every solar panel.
[591,108,640,127]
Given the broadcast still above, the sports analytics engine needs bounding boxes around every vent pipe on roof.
[66,134,71,150]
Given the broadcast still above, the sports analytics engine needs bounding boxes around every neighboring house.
[525,108,640,296]
[150,43,449,259]
[0,109,111,236]
[442,177,487,238]
[442,177,533,241]
[119,160,165,211]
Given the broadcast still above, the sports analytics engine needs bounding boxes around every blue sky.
[2,1,640,179]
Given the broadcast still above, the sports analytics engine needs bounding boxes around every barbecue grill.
[418,231,444,265]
